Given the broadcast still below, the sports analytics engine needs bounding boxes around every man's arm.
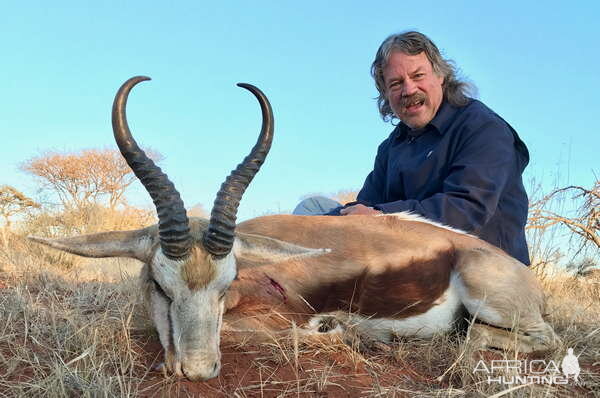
[356,139,389,204]
[359,121,521,233]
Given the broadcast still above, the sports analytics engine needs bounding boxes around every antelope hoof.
[152,362,169,377]
[308,314,345,334]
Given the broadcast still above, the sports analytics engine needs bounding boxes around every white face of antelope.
[31,76,277,382]
[29,219,329,381]
[147,246,237,381]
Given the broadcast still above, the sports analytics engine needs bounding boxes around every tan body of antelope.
[31,77,558,381]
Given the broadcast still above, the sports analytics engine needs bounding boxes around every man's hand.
[340,204,382,216]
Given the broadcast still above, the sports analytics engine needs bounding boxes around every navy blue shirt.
[337,99,530,265]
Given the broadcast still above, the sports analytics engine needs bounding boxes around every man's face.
[383,51,444,129]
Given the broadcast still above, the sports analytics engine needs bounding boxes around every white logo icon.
[426,150,433,158]
[473,347,582,385]
[561,348,580,382]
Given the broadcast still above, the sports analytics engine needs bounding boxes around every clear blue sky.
[2,1,599,221]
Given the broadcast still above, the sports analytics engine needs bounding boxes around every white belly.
[354,273,463,339]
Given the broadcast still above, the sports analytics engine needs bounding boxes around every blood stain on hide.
[267,276,287,302]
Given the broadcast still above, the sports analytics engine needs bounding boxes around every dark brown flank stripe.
[308,249,454,318]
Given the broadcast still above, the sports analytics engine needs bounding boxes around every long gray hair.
[371,31,476,123]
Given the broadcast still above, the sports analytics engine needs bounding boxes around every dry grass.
[1,231,599,397]
[0,232,153,397]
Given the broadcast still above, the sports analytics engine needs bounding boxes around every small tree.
[528,178,600,257]
[21,148,162,210]
[0,185,39,228]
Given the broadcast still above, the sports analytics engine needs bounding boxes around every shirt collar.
[393,100,460,141]
[428,100,457,135]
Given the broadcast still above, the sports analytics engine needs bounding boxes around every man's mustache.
[400,93,427,107]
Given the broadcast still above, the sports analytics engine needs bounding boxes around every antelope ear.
[28,226,157,263]
[233,232,330,269]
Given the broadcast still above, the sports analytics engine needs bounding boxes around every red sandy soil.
[135,338,433,397]
[1,275,597,397]
[2,326,597,397]
[131,337,600,397]
[133,338,600,397]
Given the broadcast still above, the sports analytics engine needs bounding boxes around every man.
[294,31,531,265]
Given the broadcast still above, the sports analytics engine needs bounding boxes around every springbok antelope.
[30,76,558,381]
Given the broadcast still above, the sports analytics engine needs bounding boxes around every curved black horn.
[112,76,191,260]
[203,83,274,258]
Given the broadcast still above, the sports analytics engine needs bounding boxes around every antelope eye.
[219,291,226,300]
